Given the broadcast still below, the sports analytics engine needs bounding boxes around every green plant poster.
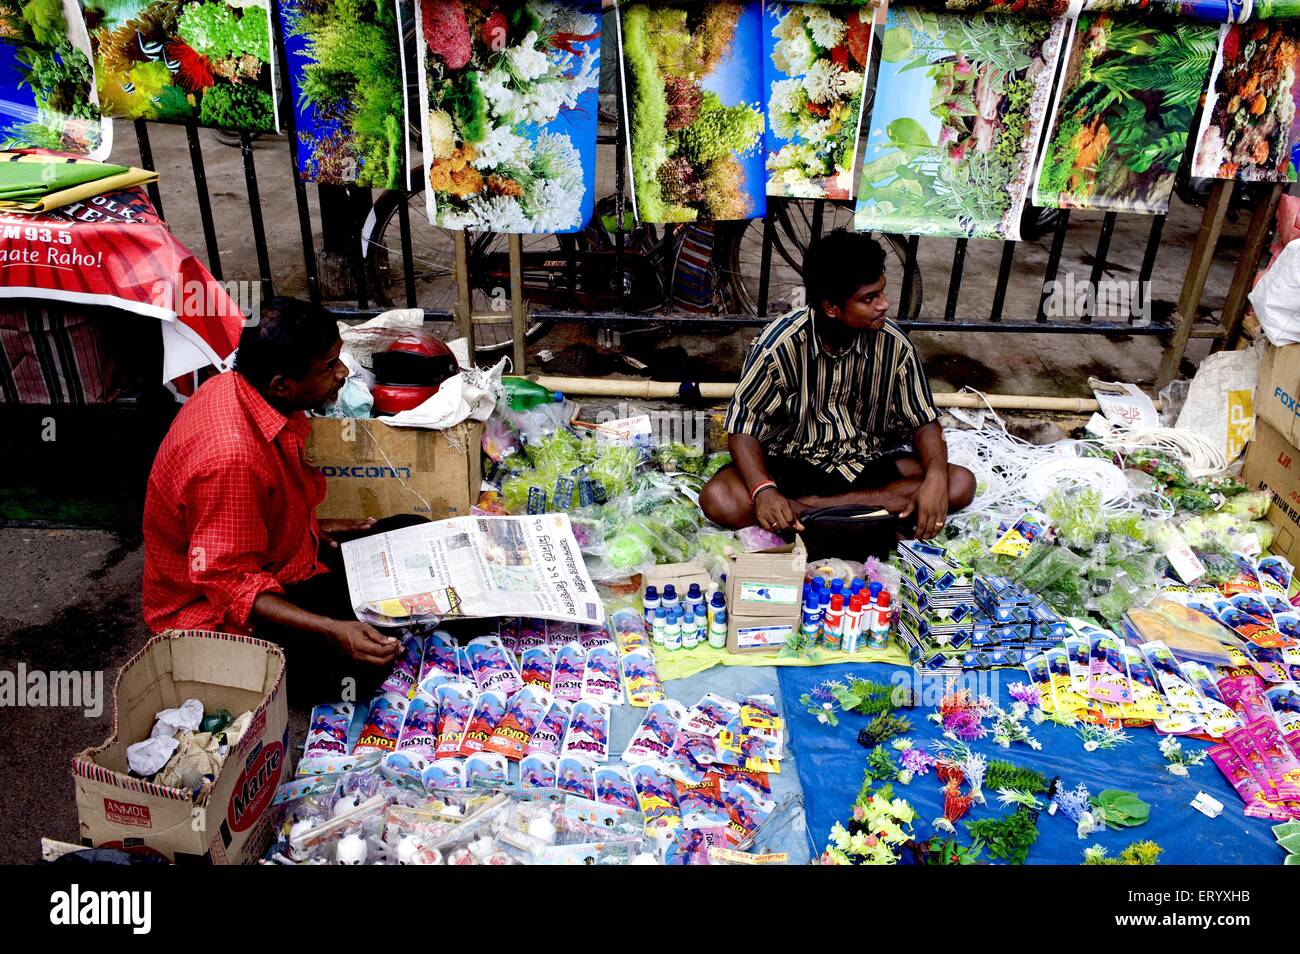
[0,0,112,157]
[1034,13,1217,214]
[853,6,1066,240]
[281,0,409,189]
[1191,20,1300,182]
[84,0,281,133]
[618,1,768,223]
[763,1,873,200]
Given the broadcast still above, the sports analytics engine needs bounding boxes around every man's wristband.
[749,480,777,503]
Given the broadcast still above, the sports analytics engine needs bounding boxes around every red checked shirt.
[142,372,328,634]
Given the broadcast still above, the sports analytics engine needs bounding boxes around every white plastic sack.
[1249,238,1300,346]
[1174,342,1261,465]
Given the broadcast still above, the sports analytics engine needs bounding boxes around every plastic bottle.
[708,591,726,632]
[830,578,844,598]
[708,601,728,649]
[545,391,572,431]
[850,577,865,596]
[652,607,667,646]
[502,377,553,411]
[817,592,830,643]
[868,591,892,649]
[824,594,844,650]
[799,589,821,643]
[664,610,682,651]
[844,594,864,653]
[662,584,680,616]
[643,585,660,625]
[686,583,706,619]
[681,610,700,650]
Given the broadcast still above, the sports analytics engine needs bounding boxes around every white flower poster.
[763,1,875,199]
[415,0,601,233]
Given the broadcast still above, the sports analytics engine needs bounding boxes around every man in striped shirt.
[701,229,973,541]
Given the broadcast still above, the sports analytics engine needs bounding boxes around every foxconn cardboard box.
[307,418,483,521]
[72,631,287,864]
[1243,419,1300,568]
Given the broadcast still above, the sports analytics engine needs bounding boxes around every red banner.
[0,184,245,380]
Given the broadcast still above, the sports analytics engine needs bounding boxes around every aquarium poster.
[853,6,1066,240]
[0,0,112,158]
[1033,12,1218,213]
[281,0,409,189]
[85,0,281,133]
[618,0,767,223]
[1190,20,1300,182]
[762,1,873,200]
[415,0,600,234]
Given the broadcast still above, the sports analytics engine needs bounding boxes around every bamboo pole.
[1157,179,1234,389]
[519,375,1134,413]
[1216,182,1283,353]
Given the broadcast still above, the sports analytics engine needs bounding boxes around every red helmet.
[370,332,457,414]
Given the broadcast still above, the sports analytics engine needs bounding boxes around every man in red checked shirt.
[143,298,410,699]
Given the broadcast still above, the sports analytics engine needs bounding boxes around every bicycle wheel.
[362,187,555,357]
[721,198,923,320]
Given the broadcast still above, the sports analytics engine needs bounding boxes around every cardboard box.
[1256,343,1300,446]
[642,561,713,602]
[72,631,288,864]
[725,538,806,653]
[1242,418,1300,567]
[307,418,482,521]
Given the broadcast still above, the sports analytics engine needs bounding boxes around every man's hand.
[901,470,948,541]
[325,620,402,665]
[754,488,805,533]
[319,517,378,548]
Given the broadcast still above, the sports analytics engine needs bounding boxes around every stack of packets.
[268,769,659,865]
[1016,551,1300,820]
[614,692,788,863]
[297,616,665,792]
[896,541,1067,673]
[293,618,787,863]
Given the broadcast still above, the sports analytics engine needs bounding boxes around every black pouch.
[797,505,905,561]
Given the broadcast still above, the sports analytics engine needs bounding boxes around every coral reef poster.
[281,0,408,189]
[1033,13,1217,214]
[415,0,600,234]
[1190,20,1300,182]
[0,0,112,157]
[618,1,767,223]
[852,6,1065,240]
[84,0,280,133]
[762,1,873,200]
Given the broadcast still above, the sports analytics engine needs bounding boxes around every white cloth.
[150,698,204,738]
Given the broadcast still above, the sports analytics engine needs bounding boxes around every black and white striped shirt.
[724,307,939,481]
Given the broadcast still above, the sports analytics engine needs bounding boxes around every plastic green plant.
[985,759,1047,794]
[966,807,1039,865]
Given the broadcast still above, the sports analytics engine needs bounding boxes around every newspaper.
[341,514,605,627]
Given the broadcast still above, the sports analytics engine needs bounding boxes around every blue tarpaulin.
[777,662,1288,865]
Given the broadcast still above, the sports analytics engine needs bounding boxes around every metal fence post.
[509,233,527,375]
[454,231,474,356]
[1157,179,1234,390]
